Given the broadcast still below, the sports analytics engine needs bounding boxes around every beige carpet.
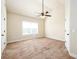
[2,38,75,59]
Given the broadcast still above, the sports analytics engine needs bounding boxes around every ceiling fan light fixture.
[41,13,44,16]
[40,15,46,19]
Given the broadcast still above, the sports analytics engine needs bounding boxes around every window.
[22,21,38,35]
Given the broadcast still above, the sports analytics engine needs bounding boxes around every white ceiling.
[6,0,64,18]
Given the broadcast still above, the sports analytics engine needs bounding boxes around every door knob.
[1,34,4,36]
[67,34,69,35]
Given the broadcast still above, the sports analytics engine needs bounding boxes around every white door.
[1,17,6,53]
[65,18,70,52]
[65,0,70,52]
[1,0,7,53]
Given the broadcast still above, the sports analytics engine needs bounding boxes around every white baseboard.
[7,37,44,43]
[46,37,65,42]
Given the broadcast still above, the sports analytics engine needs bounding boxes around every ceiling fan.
[38,0,52,17]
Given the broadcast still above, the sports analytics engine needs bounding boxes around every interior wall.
[7,12,45,43]
[45,3,65,41]
[70,0,77,57]
[65,0,77,58]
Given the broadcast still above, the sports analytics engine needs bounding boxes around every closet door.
[1,0,7,53]
[65,0,70,52]
[65,18,70,52]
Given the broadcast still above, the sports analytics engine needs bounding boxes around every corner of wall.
[69,51,77,58]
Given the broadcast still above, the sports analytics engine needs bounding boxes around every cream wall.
[45,3,65,41]
[7,12,45,43]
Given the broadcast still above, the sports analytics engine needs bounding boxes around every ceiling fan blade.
[36,0,52,18]
[45,15,52,17]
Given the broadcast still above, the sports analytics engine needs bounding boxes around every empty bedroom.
[1,0,77,59]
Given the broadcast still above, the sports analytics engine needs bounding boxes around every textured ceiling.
[6,0,64,18]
